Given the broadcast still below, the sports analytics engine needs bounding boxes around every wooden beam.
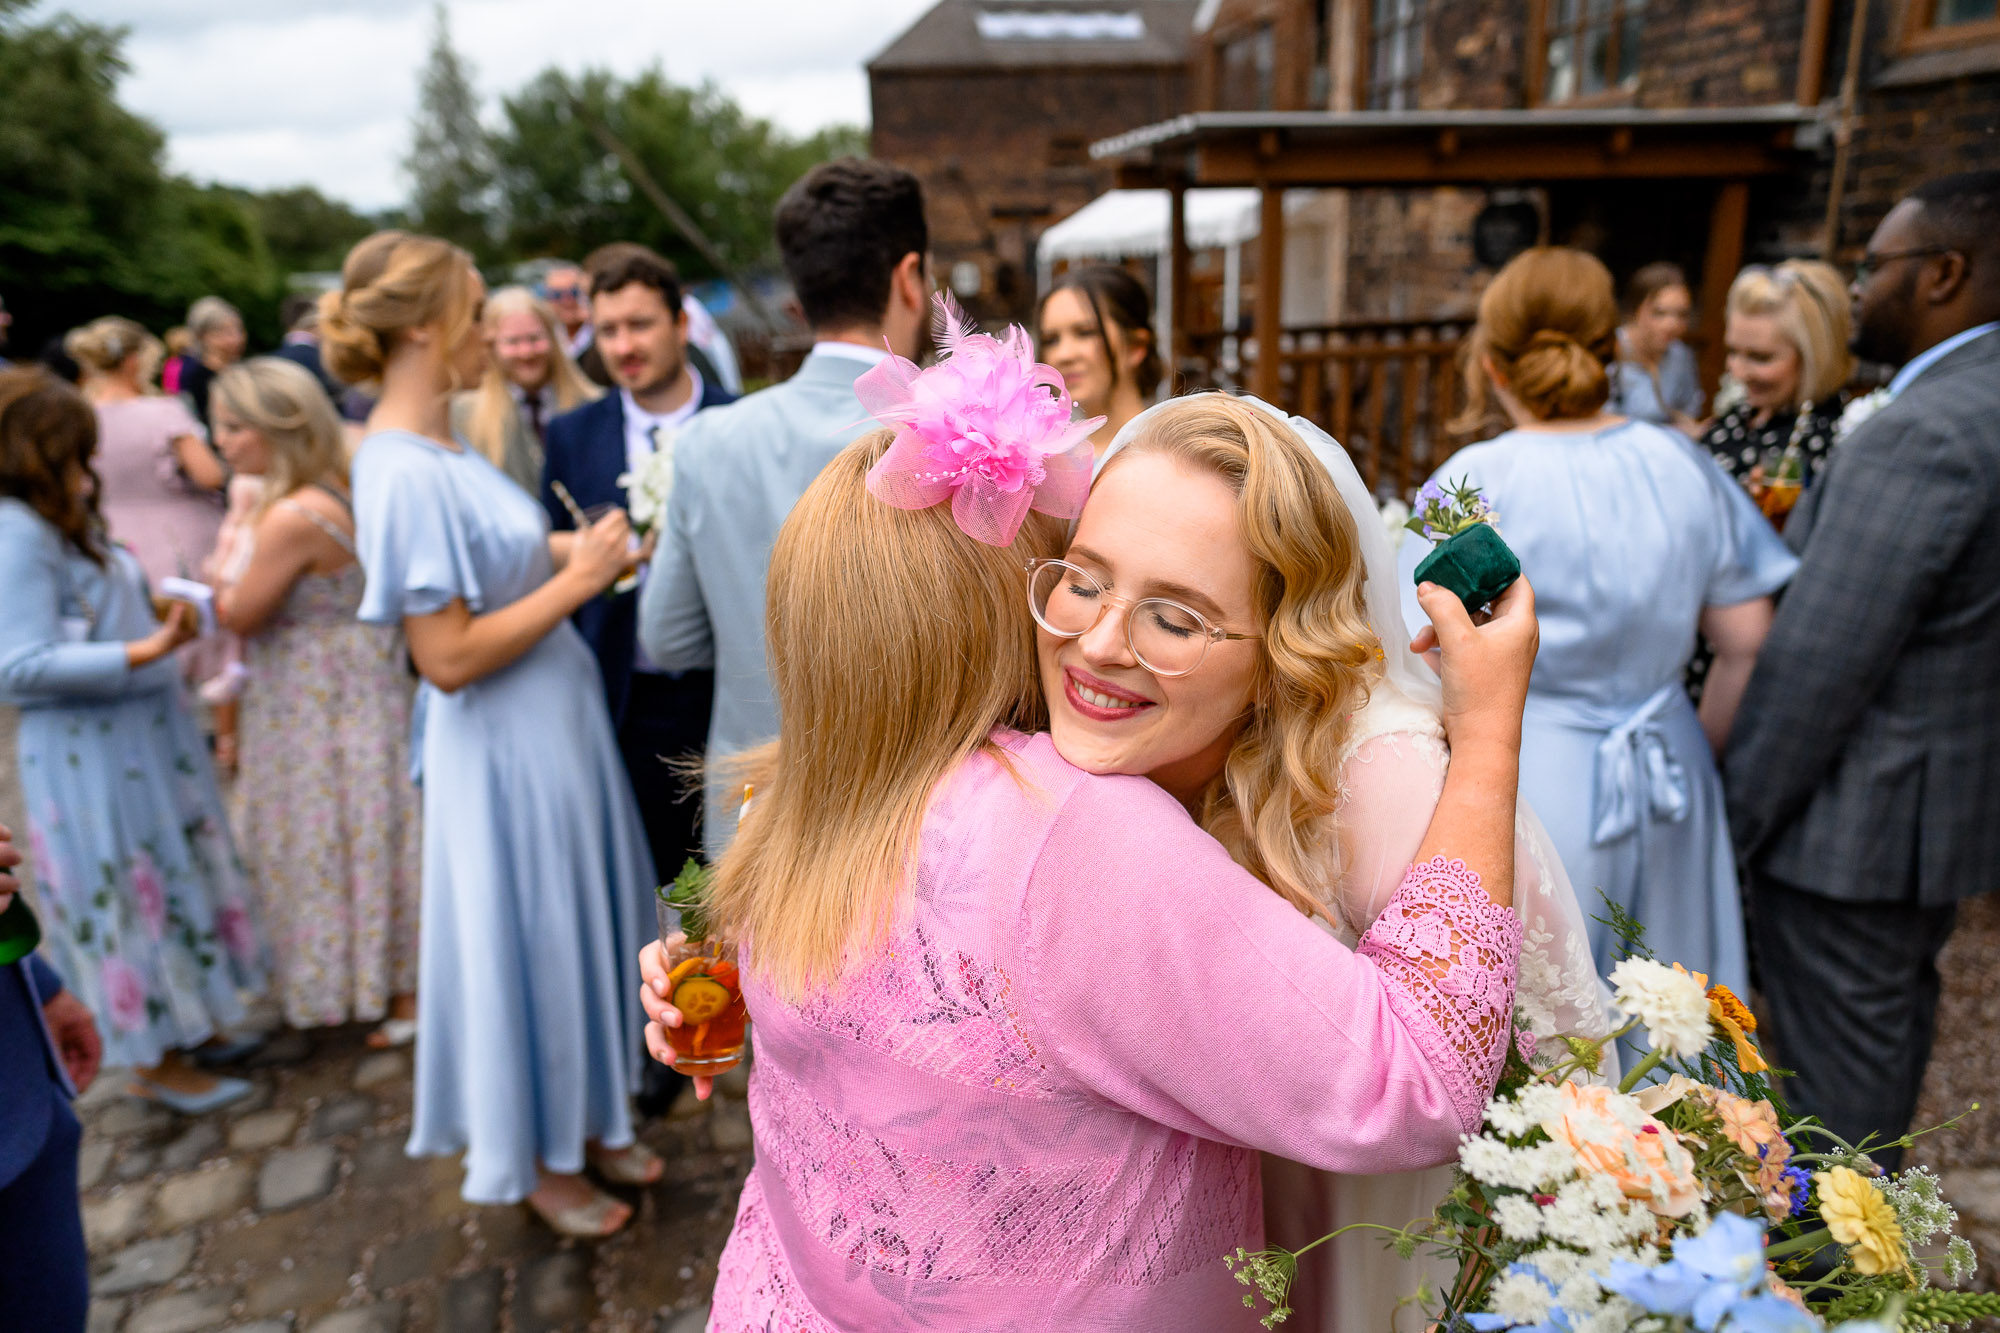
[1169,179,1190,381]
[1194,135,1798,186]
[1797,0,1834,106]
[1254,183,1286,401]
[1698,181,1750,396]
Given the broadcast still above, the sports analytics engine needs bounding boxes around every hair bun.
[316,288,385,388]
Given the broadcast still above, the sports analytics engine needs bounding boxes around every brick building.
[1174,0,1999,325]
[1089,0,1998,488]
[868,0,1198,327]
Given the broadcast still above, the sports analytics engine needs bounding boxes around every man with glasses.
[1727,170,2000,1170]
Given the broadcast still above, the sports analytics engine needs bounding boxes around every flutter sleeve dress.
[708,730,1524,1332]
[1399,420,1797,1000]
[351,429,656,1205]
[0,499,263,1070]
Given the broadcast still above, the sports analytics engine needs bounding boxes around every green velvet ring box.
[0,894,42,966]
[1412,523,1522,616]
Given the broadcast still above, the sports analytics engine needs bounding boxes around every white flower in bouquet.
[1837,387,1891,441]
[616,435,677,534]
[1380,498,1411,550]
[1607,957,1712,1057]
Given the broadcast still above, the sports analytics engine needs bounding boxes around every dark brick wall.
[870,65,1187,327]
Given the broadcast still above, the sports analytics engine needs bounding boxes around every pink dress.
[708,730,1522,1331]
[93,396,221,586]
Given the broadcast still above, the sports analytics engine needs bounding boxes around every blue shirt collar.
[1887,321,2000,398]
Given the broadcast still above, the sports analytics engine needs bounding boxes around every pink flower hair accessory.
[857,294,1103,546]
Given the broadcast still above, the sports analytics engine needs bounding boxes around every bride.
[1045,393,1613,1330]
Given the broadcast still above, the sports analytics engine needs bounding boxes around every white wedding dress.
[1105,397,1617,1333]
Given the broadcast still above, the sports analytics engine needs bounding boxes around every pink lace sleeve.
[1356,855,1523,1131]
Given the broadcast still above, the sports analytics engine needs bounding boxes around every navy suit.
[1,943,87,1331]
[543,379,733,1116]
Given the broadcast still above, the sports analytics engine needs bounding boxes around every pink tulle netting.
[857,294,1103,546]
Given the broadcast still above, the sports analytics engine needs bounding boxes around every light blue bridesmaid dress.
[0,499,264,1069]
[352,430,655,1205]
[1400,419,1797,999]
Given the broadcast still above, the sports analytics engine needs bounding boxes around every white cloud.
[51,0,935,210]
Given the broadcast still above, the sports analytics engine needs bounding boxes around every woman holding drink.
[642,301,1540,1330]
[327,230,660,1237]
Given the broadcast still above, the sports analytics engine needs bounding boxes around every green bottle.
[0,895,42,966]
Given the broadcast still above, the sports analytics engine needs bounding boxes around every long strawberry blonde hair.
[1099,394,1381,921]
[708,430,1064,1001]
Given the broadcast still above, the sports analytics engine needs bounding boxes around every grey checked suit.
[1725,327,2000,1165]
[637,351,879,859]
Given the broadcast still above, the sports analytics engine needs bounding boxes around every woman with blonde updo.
[1399,247,1797,1003]
[210,358,421,1039]
[326,231,659,1236]
[449,285,599,493]
[174,296,248,437]
[1702,260,1852,516]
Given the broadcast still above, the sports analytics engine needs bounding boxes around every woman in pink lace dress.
[638,320,1539,1327]
[212,359,421,1035]
[1056,394,1612,1331]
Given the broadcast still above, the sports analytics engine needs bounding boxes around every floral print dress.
[0,498,264,1068]
[229,495,421,1028]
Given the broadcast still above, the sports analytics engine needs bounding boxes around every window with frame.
[1541,0,1644,103]
[1900,0,2000,51]
[1367,0,1426,110]
[1218,23,1278,110]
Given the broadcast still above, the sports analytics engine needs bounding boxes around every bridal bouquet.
[1228,912,1997,1332]
[616,434,677,535]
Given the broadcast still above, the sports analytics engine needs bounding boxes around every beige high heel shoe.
[527,1183,633,1238]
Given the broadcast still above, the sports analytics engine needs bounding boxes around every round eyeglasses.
[1025,558,1258,678]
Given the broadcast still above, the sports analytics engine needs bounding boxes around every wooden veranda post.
[1253,180,1286,402]
[1169,180,1190,385]
[1697,181,1750,397]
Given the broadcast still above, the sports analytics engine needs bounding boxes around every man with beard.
[542,245,736,1114]
[1727,170,2000,1168]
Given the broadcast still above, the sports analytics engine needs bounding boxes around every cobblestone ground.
[75,1022,750,1333]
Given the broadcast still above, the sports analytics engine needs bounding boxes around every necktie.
[525,392,545,444]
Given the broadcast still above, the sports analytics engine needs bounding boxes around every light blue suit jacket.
[637,351,879,857]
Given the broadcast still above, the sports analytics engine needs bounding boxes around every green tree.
[404,3,497,263]
[0,0,280,350]
[490,65,865,279]
[234,185,378,276]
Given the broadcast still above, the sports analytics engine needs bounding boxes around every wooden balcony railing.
[1180,318,1475,498]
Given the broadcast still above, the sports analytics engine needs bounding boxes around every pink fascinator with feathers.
[856,294,1103,546]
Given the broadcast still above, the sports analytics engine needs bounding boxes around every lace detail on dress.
[751,1059,1256,1287]
[1356,856,1523,1131]
[793,922,1058,1097]
[710,1176,841,1332]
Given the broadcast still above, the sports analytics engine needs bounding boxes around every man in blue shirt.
[0,822,101,1330]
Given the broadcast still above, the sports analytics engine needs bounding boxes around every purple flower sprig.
[1406,476,1498,543]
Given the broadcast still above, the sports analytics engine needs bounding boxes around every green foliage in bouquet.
[1406,477,1522,616]
[1226,902,1997,1333]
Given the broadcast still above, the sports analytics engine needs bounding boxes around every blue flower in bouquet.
[1602,1213,1816,1333]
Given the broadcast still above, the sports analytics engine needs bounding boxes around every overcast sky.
[52,0,939,212]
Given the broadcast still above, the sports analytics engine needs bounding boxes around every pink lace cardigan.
[710,731,1521,1331]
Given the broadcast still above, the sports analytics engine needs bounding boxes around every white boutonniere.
[1836,387,1891,441]
[615,431,677,534]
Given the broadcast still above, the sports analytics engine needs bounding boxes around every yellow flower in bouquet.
[1706,983,1769,1074]
[1816,1166,1908,1276]
[1540,1082,1703,1217]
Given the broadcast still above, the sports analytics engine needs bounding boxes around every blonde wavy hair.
[319,230,480,392]
[212,358,348,518]
[461,286,599,472]
[1101,394,1381,921]
[1726,260,1854,406]
[707,430,1063,1002]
